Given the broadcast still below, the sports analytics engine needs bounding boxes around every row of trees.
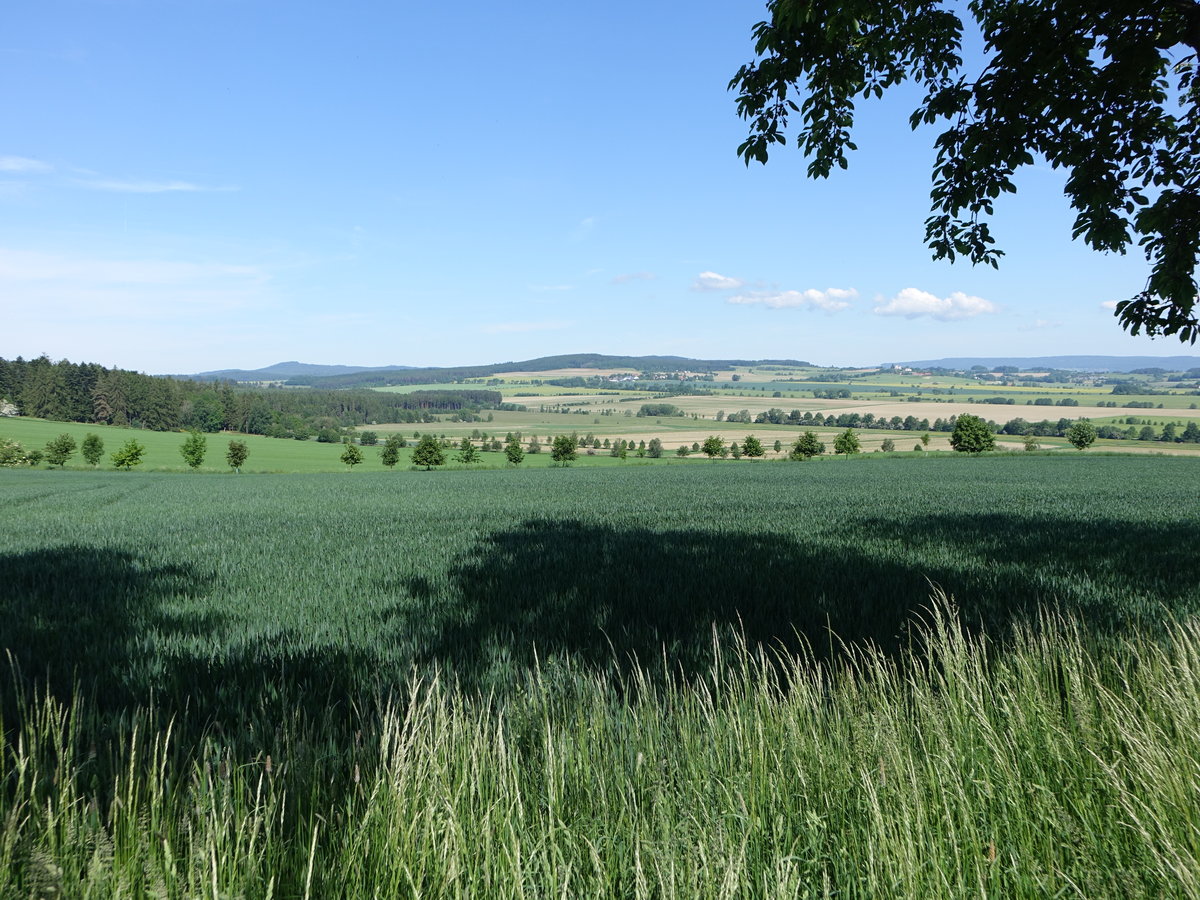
[0,432,251,472]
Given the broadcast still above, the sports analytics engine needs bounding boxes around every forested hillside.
[0,356,500,435]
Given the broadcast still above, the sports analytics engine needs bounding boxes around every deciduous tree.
[44,433,77,468]
[455,437,481,465]
[340,441,364,469]
[833,429,861,455]
[732,0,1200,341]
[550,434,577,466]
[949,414,996,453]
[111,439,146,471]
[81,433,104,467]
[226,440,249,473]
[504,436,525,465]
[1067,421,1098,450]
[412,434,446,470]
[790,431,825,460]
[380,435,403,469]
[180,431,207,470]
[701,435,725,459]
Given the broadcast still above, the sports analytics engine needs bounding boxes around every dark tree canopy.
[732,0,1200,342]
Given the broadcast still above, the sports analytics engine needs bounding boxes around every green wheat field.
[3,455,1200,897]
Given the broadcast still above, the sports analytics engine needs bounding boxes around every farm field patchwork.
[3,455,1200,896]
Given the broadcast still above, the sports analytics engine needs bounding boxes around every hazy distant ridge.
[183,353,1200,384]
[891,355,1200,372]
[184,361,412,381]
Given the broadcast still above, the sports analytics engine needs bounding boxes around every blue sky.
[1,0,1187,373]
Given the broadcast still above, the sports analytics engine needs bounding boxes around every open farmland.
[3,455,1200,896]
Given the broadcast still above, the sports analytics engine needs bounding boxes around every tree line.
[0,356,501,436]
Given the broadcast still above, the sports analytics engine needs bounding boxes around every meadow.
[3,454,1200,896]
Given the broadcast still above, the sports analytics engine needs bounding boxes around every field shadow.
[5,509,1198,722]
[0,546,216,709]
[849,511,1200,631]
[390,514,1200,694]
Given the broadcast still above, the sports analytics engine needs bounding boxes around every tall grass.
[3,603,1200,897]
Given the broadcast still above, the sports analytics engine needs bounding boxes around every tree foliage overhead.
[731,0,1200,342]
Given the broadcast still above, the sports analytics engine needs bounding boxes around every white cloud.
[481,320,570,334]
[727,287,857,311]
[0,156,51,173]
[611,271,656,284]
[873,287,996,320]
[77,178,237,193]
[692,271,744,291]
[1100,300,1119,310]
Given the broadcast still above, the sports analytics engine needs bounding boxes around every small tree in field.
[45,433,77,468]
[790,431,825,460]
[111,439,146,471]
[226,440,249,473]
[647,437,664,458]
[411,434,446,470]
[730,441,743,459]
[82,433,104,467]
[341,441,364,469]
[676,444,690,457]
[833,429,860,456]
[949,415,995,453]
[550,434,577,466]
[180,431,207,470]
[1067,421,1097,450]
[504,436,525,466]
[742,435,765,458]
[773,439,782,454]
[380,435,402,469]
[880,438,895,453]
[455,437,481,465]
[1024,434,1040,452]
[701,435,725,459]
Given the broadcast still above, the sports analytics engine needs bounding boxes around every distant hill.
[284,354,812,388]
[182,361,412,382]
[890,355,1200,372]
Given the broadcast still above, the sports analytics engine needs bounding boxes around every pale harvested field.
[501,391,642,405]
[493,389,1200,429]
[497,368,638,379]
[835,399,1200,421]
